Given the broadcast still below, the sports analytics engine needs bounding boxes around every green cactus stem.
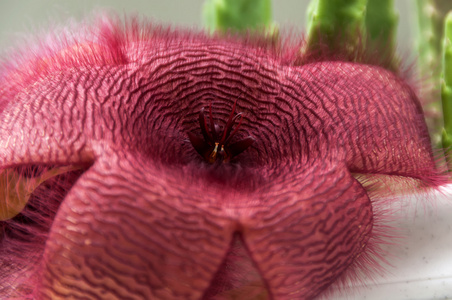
[416,0,443,140]
[365,0,399,69]
[416,0,443,83]
[415,0,452,145]
[416,1,452,86]
[203,0,274,34]
[305,0,367,58]
[441,11,452,170]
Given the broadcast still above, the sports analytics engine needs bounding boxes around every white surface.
[332,184,452,300]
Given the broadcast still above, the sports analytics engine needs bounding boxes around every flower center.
[188,100,255,164]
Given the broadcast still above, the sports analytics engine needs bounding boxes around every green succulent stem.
[416,1,452,84]
[305,0,399,67]
[416,0,443,83]
[415,0,452,147]
[202,0,274,34]
[366,0,398,42]
[365,0,398,67]
[441,11,452,170]
[305,0,367,56]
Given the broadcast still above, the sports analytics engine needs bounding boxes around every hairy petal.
[243,161,372,299]
[38,155,236,299]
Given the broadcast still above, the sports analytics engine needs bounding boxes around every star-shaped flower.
[0,17,448,299]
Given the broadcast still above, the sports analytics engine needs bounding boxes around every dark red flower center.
[188,99,255,164]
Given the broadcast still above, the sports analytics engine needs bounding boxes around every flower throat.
[188,100,255,164]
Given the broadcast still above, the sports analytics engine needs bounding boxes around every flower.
[0,16,448,299]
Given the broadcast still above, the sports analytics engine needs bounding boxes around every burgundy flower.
[0,17,448,299]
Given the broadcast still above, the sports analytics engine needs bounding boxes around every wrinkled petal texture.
[0,19,444,300]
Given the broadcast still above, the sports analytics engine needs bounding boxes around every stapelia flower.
[0,17,449,300]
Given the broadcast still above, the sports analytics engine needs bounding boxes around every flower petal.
[37,156,237,299]
[242,161,373,299]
